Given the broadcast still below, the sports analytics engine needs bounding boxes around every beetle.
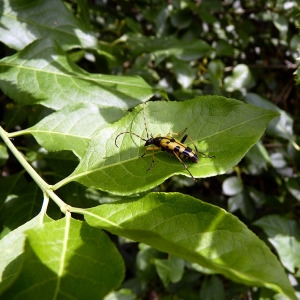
[115,104,214,181]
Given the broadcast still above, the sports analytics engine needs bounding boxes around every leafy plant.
[1,0,300,299]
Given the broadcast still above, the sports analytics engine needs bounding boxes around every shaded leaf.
[245,93,299,150]
[227,191,255,221]
[199,276,225,300]
[224,64,255,92]
[214,40,235,57]
[222,177,243,196]
[0,143,8,166]
[170,9,192,29]
[286,177,300,201]
[273,14,288,36]
[245,141,270,174]
[0,0,97,51]
[170,57,196,88]
[128,35,212,62]
[136,244,159,282]
[154,255,185,286]
[254,215,300,275]
[0,173,42,235]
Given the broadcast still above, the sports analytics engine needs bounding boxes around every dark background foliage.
[1,0,300,299]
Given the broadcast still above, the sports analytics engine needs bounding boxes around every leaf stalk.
[0,126,68,213]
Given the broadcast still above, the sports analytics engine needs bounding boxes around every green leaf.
[24,103,126,158]
[214,40,235,57]
[0,214,50,294]
[270,152,286,169]
[197,1,222,24]
[2,217,125,299]
[128,35,211,62]
[273,14,288,37]
[154,255,185,287]
[0,143,8,166]
[222,177,244,196]
[207,60,225,94]
[294,66,300,85]
[170,57,196,88]
[170,9,192,29]
[254,215,300,276]
[227,191,255,221]
[286,177,300,201]
[84,192,296,299]
[207,60,225,81]
[0,0,98,51]
[245,93,298,148]
[0,173,42,235]
[105,289,136,300]
[199,276,225,300]
[136,244,159,282]
[64,96,278,195]
[0,38,154,110]
[224,64,255,92]
[245,141,270,173]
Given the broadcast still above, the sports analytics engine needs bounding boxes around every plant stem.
[0,126,68,213]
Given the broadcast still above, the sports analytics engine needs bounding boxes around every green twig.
[0,126,69,213]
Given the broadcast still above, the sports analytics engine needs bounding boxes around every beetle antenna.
[142,102,150,139]
[115,132,147,148]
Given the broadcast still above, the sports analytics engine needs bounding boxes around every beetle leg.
[167,127,188,138]
[180,134,188,144]
[185,135,215,158]
[172,150,197,181]
[171,129,214,158]
[140,146,160,171]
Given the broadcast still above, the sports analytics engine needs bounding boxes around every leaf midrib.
[54,111,274,188]
[0,61,150,88]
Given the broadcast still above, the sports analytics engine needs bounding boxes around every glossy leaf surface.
[0,0,98,50]
[24,103,126,158]
[67,96,279,195]
[85,192,296,299]
[0,39,154,110]
[2,217,124,299]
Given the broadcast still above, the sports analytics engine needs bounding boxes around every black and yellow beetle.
[115,104,214,181]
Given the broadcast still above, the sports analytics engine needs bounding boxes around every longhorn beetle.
[115,103,214,181]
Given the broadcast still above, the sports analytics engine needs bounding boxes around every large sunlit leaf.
[0,38,155,110]
[84,192,296,300]
[61,96,278,195]
[2,217,124,299]
[0,0,98,51]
